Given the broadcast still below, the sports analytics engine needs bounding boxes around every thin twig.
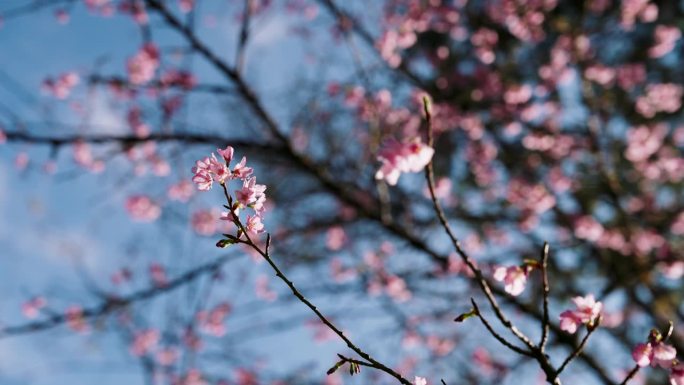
[422,97,536,351]
[470,299,534,357]
[540,242,551,351]
[219,183,413,385]
[618,365,640,385]
[556,325,598,376]
[235,0,254,74]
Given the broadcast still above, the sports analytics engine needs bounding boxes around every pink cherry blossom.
[245,215,265,235]
[635,83,683,118]
[65,305,88,332]
[230,156,253,179]
[559,294,602,334]
[196,302,231,336]
[375,137,435,185]
[670,364,684,385]
[127,44,159,85]
[125,195,161,222]
[191,150,254,192]
[149,263,167,287]
[179,0,195,13]
[168,180,194,202]
[493,265,527,296]
[217,145,234,163]
[192,170,213,191]
[235,177,267,211]
[326,226,347,250]
[191,209,218,236]
[632,341,677,368]
[649,25,681,58]
[22,297,46,319]
[130,329,159,356]
[415,376,427,385]
[42,72,79,99]
[574,216,604,242]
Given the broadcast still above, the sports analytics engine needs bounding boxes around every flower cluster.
[192,146,266,237]
[632,328,684,384]
[375,137,434,186]
[559,294,602,334]
[191,146,252,191]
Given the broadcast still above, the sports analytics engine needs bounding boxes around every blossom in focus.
[632,340,677,368]
[245,215,265,235]
[493,265,527,296]
[559,294,602,334]
[191,147,253,191]
[375,137,434,185]
[235,177,267,212]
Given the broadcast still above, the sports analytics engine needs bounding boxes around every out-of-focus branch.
[235,0,254,74]
[88,75,235,95]
[3,130,278,150]
[0,254,238,338]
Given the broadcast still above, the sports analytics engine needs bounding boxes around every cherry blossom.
[22,297,46,319]
[670,363,684,385]
[191,148,254,192]
[649,25,681,58]
[130,329,159,356]
[245,215,265,235]
[127,44,159,85]
[375,137,434,185]
[65,305,88,332]
[235,177,267,212]
[42,72,79,99]
[559,294,602,334]
[414,376,427,385]
[191,209,219,236]
[493,265,528,296]
[125,195,161,222]
[632,340,676,368]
